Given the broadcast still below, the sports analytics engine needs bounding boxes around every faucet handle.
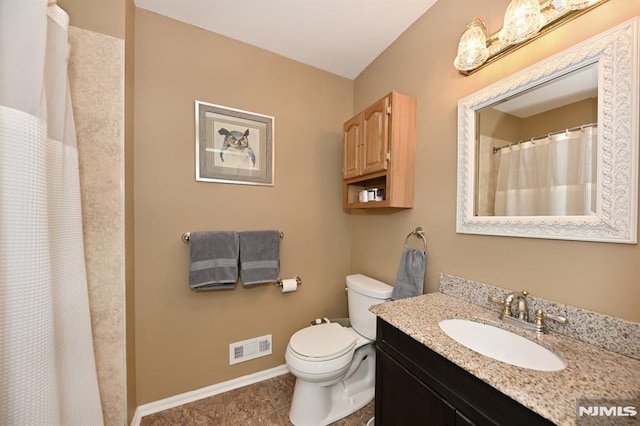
[534,309,568,333]
[541,311,567,324]
[488,295,511,316]
[488,295,504,305]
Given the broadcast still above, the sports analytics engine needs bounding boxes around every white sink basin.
[439,319,565,372]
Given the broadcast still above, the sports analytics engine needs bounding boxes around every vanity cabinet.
[342,91,416,209]
[375,318,554,426]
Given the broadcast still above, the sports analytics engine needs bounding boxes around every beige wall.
[351,0,640,322]
[479,107,521,141]
[479,98,597,142]
[521,98,597,139]
[58,0,125,39]
[134,10,353,404]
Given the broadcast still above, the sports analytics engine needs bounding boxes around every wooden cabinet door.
[343,114,362,179]
[362,95,389,175]
[456,411,478,426]
[376,350,456,426]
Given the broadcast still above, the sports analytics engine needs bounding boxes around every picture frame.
[195,101,274,186]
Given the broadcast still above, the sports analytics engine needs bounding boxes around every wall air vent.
[229,334,272,365]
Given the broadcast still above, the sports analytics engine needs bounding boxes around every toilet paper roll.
[280,278,298,293]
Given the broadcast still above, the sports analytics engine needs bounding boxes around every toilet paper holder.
[275,276,302,288]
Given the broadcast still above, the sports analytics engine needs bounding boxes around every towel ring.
[404,227,427,251]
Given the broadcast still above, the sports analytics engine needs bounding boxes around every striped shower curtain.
[0,1,104,424]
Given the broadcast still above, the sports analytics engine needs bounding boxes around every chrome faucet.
[488,290,567,334]
[502,290,529,321]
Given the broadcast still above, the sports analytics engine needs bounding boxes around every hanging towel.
[239,230,281,285]
[390,246,426,300]
[189,231,239,290]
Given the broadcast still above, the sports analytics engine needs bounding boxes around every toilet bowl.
[285,274,392,426]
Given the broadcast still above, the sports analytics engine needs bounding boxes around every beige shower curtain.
[0,1,104,424]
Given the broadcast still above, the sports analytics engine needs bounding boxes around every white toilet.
[285,274,392,426]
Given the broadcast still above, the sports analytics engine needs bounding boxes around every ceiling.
[133,0,439,79]
[491,63,598,118]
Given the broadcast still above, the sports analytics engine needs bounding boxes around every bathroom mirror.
[457,18,638,243]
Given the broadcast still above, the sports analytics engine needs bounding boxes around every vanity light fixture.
[454,0,607,74]
[453,17,490,72]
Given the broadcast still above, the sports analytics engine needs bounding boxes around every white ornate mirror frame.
[457,17,638,243]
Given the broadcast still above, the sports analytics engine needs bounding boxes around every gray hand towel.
[390,247,426,300]
[239,230,280,285]
[189,231,239,290]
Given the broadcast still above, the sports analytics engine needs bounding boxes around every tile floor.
[140,373,375,426]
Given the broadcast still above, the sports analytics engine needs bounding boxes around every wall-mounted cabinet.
[342,91,416,209]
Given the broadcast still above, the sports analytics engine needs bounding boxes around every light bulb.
[454,18,490,71]
[500,0,545,45]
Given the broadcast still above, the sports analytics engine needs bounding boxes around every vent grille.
[229,334,272,365]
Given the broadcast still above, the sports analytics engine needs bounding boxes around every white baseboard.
[130,364,290,426]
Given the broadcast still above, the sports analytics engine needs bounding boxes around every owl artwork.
[217,128,257,169]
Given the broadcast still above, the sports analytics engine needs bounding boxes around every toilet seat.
[289,323,356,361]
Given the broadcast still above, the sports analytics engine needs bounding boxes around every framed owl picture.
[195,101,274,185]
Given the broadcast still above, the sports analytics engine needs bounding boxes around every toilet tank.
[346,274,392,340]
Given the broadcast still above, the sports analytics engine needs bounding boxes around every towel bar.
[182,230,284,243]
[404,227,427,251]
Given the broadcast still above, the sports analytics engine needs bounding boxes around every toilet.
[285,274,392,426]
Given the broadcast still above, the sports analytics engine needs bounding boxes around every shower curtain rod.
[492,122,597,154]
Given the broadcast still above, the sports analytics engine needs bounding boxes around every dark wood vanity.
[374,318,554,425]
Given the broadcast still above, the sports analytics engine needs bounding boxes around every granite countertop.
[370,292,640,425]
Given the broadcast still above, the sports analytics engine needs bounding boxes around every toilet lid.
[289,323,356,359]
